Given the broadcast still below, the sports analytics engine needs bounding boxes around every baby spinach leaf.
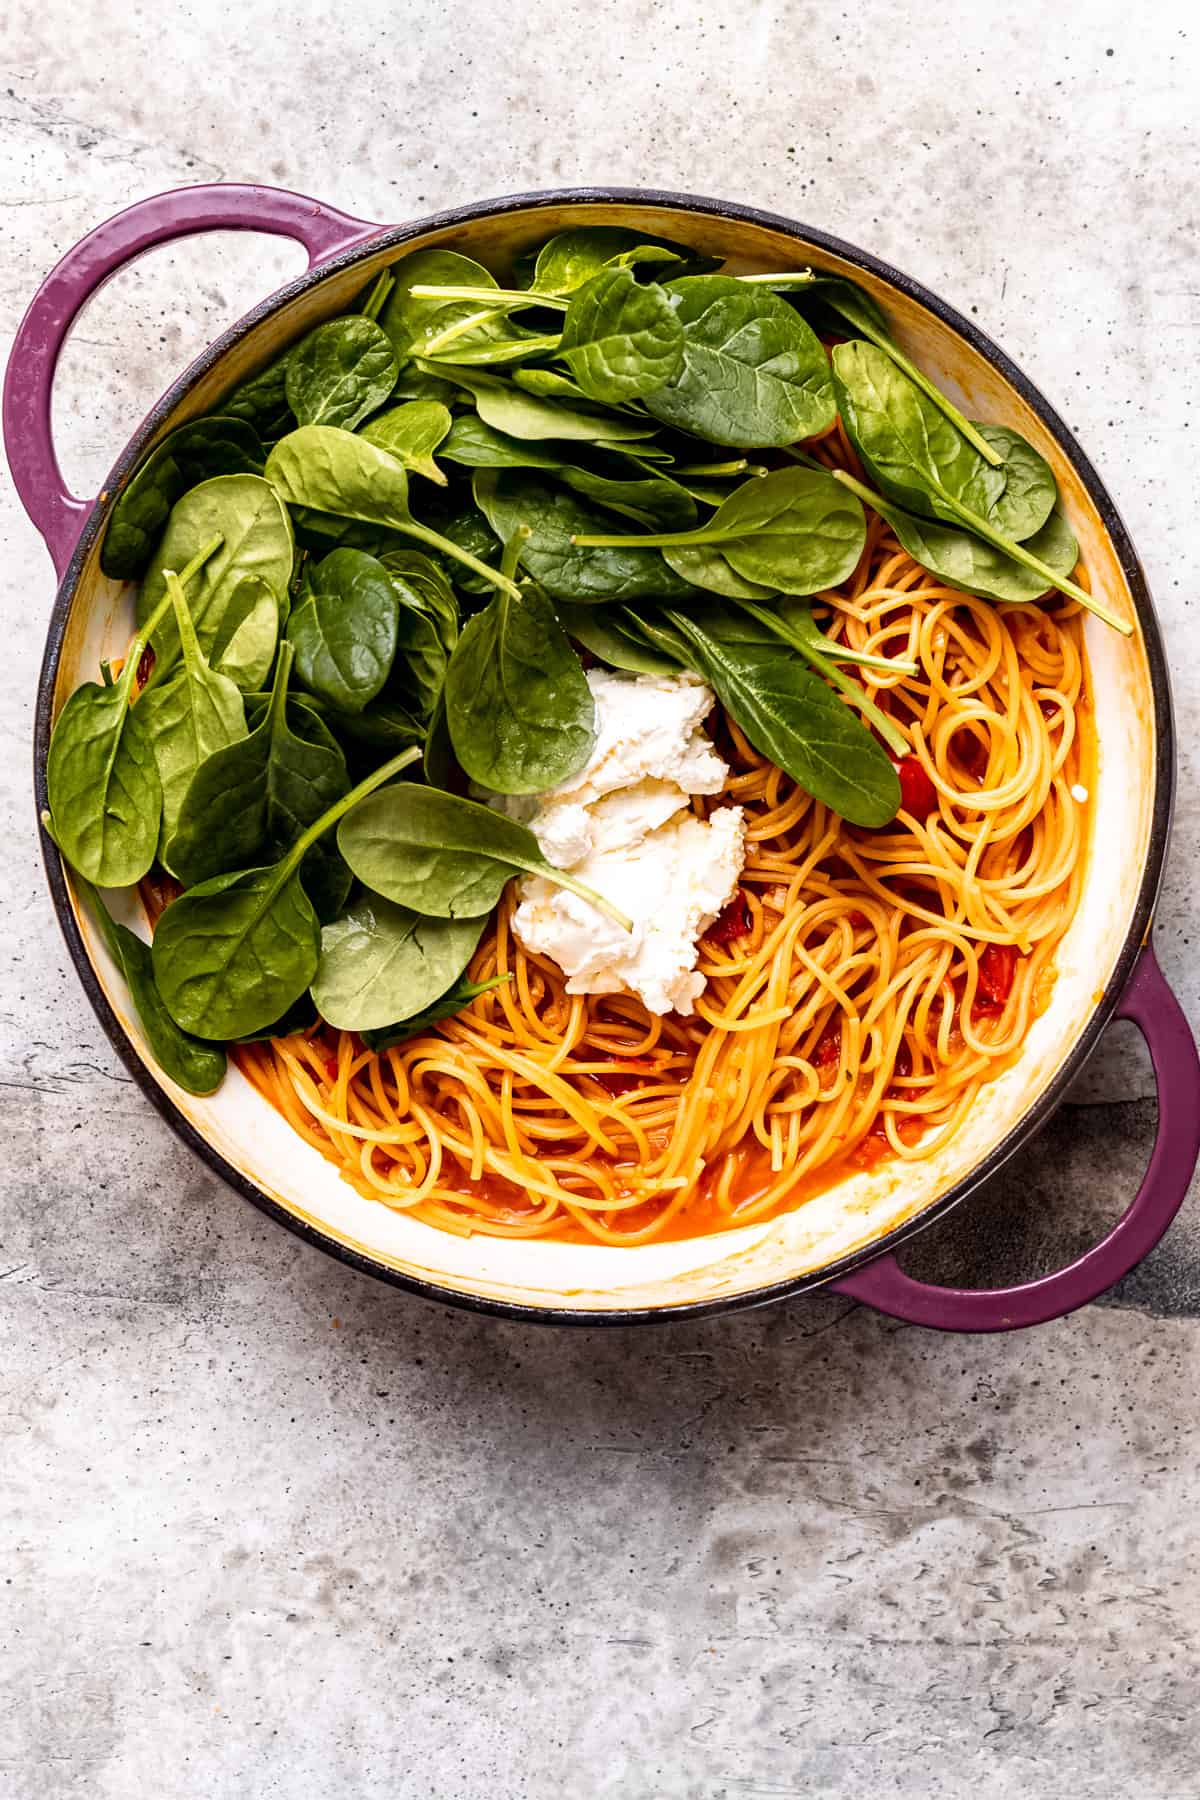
[555,602,682,675]
[730,596,912,757]
[416,363,658,443]
[767,269,1006,469]
[440,415,568,470]
[63,858,227,1091]
[832,465,1080,603]
[381,248,523,362]
[153,863,321,1041]
[655,606,900,827]
[51,837,228,1093]
[221,355,294,441]
[165,643,350,907]
[661,543,776,599]
[139,474,292,690]
[473,471,693,603]
[378,549,459,654]
[520,227,717,297]
[264,425,519,599]
[386,575,450,726]
[286,547,399,715]
[445,579,595,793]
[555,467,697,531]
[100,416,265,579]
[338,785,633,928]
[152,747,420,1040]
[46,537,219,885]
[311,895,485,1031]
[831,341,1127,631]
[643,276,835,447]
[360,972,512,1051]
[46,670,160,887]
[440,421,694,528]
[360,400,452,484]
[137,568,248,845]
[510,367,593,402]
[285,317,399,431]
[558,266,684,403]
[572,466,866,593]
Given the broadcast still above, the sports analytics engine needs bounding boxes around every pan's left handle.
[3,183,381,579]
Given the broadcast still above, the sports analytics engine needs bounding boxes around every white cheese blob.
[500,670,746,1015]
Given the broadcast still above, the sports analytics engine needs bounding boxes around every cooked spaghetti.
[232,419,1091,1245]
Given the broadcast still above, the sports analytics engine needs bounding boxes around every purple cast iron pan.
[6,182,1198,1333]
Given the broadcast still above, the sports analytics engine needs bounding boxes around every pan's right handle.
[831,944,1200,1330]
[3,183,381,579]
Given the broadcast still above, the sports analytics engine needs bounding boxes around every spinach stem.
[540,866,634,933]
[420,308,507,356]
[395,519,521,600]
[410,284,570,313]
[862,335,1004,469]
[285,746,423,877]
[501,525,532,584]
[99,659,115,688]
[734,599,913,753]
[126,533,224,698]
[360,269,394,323]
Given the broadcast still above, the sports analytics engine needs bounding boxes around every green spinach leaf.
[635,604,901,827]
[312,895,485,1031]
[831,340,1126,630]
[445,577,595,793]
[361,972,512,1050]
[152,748,420,1040]
[284,317,399,431]
[286,547,399,715]
[46,537,219,885]
[264,425,519,598]
[558,266,683,403]
[51,835,228,1093]
[473,471,692,602]
[164,642,351,919]
[137,568,248,845]
[572,466,866,593]
[519,226,717,296]
[360,400,452,484]
[338,785,633,927]
[643,276,835,447]
[832,464,1080,603]
[101,416,265,579]
[416,363,658,443]
[138,474,292,690]
[555,602,682,675]
[380,248,523,362]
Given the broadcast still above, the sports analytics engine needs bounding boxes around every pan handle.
[829,943,1199,1331]
[2,182,380,578]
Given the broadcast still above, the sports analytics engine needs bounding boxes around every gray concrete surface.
[1,1,1199,1794]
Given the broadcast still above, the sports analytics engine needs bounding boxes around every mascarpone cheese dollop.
[496,669,746,1015]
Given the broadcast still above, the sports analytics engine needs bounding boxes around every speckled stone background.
[2,3,1199,1796]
